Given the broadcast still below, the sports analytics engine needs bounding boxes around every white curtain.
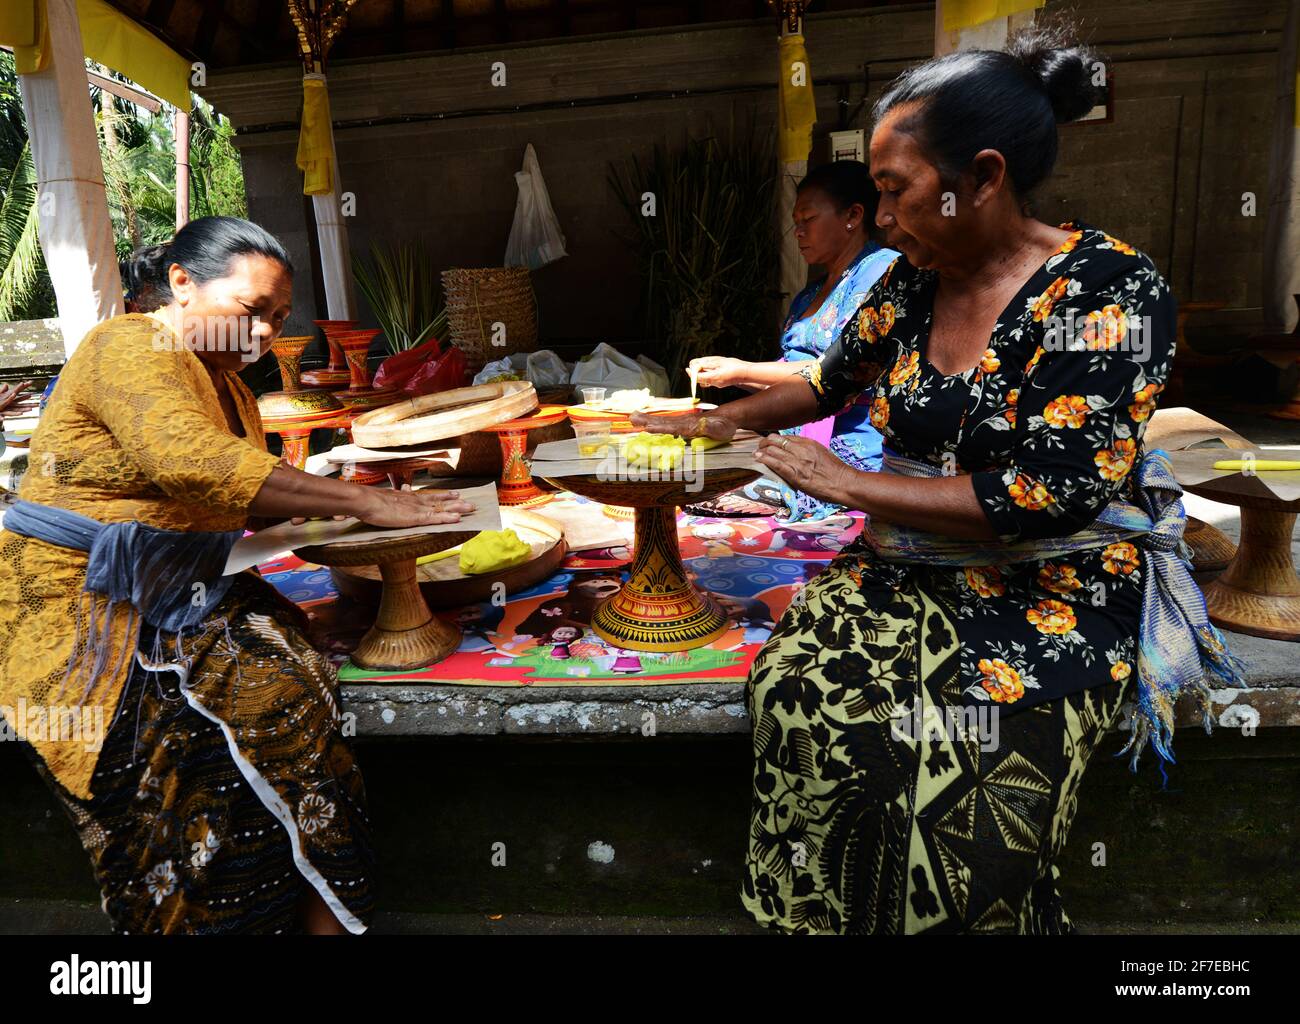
[19,0,123,357]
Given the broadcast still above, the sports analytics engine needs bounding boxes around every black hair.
[797,160,880,222]
[140,216,293,304]
[121,244,168,310]
[873,22,1106,197]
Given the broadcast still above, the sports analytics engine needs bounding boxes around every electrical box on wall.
[829,129,865,164]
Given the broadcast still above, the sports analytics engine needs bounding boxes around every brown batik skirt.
[23,574,375,934]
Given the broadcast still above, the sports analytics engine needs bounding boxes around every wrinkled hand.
[754,434,856,507]
[629,410,738,441]
[688,356,748,389]
[358,487,476,529]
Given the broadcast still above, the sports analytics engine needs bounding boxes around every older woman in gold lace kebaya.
[0,217,474,935]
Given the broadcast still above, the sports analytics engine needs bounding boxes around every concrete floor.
[4,897,1297,936]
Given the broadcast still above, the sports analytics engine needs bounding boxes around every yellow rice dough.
[621,432,724,470]
[458,528,532,574]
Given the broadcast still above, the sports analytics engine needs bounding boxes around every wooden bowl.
[329,507,565,609]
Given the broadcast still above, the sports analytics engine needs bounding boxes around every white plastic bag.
[472,357,522,385]
[504,144,568,270]
[525,350,571,389]
[472,350,572,389]
[636,354,670,398]
[570,342,666,396]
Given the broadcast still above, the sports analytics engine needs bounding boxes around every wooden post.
[1261,0,1300,333]
[175,108,191,229]
[17,0,124,357]
[305,60,356,321]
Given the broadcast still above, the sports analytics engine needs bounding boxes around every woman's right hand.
[356,487,476,529]
[630,410,739,441]
[689,356,748,388]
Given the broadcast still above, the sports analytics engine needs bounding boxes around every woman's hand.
[688,356,749,388]
[754,434,857,508]
[355,486,475,529]
[630,410,739,441]
[0,380,33,415]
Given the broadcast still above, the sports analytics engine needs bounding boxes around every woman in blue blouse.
[690,161,898,522]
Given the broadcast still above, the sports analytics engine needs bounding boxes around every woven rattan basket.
[441,267,539,373]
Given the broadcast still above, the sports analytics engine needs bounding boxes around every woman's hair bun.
[136,243,171,280]
[1006,23,1105,124]
[123,243,172,308]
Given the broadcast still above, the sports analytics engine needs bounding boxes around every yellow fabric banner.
[778,33,817,164]
[1,0,51,74]
[77,0,192,111]
[942,0,1044,33]
[296,76,335,196]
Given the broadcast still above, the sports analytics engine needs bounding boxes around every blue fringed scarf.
[3,499,243,705]
[866,449,1248,772]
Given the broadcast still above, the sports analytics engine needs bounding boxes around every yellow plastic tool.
[415,546,461,566]
[1212,459,1300,471]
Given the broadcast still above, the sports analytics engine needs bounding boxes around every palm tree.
[0,50,248,319]
[0,51,53,321]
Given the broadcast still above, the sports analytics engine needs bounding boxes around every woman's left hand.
[754,433,857,508]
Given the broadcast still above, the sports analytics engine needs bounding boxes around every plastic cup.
[574,421,612,457]
[581,386,606,406]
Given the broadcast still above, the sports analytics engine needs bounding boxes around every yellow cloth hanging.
[942,0,1045,33]
[777,33,817,164]
[1,0,51,74]
[296,76,335,196]
[5,1,190,108]
[77,0,192,111]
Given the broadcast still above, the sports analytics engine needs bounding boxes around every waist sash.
[4,499,242,703]
[865,450,1247,771]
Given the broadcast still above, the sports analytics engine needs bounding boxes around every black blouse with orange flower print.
[800,223,1175,714]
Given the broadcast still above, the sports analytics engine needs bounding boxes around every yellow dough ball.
[458,528,532,575]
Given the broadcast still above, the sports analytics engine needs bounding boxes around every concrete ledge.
[340,629,1300,738]
[341,682,748,737]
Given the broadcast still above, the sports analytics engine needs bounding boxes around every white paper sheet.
[225,482,501,575]
[530,434,766,479]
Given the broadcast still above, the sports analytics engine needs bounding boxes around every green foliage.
[0,51,54,320]
[351,241,449,356]
[0,50,248,319]
[609,126,781,389]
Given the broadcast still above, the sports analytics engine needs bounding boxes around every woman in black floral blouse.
[635,26,1181,933]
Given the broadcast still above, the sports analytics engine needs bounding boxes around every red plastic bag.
[373,337,469,397]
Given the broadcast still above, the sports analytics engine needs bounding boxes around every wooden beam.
[87,69,162,112]
[144,0,178,24]
[440,0,456,49]
[194,0,223,62]
[244,0,286,65]
[494,0,509,44]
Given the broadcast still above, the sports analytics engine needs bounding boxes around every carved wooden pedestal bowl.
[295,529,477,670]
[539,466,758,653]
[1180,482,1300,641]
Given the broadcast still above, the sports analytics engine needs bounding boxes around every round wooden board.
[330,507,567,609]
[296,527,479,568]
[352,381,537,448]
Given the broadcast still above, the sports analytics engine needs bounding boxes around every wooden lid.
[352,380,538,447]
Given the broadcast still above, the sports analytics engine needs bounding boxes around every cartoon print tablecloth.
[259,501,863,686]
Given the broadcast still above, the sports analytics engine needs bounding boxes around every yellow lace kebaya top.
[0,313,281,799]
